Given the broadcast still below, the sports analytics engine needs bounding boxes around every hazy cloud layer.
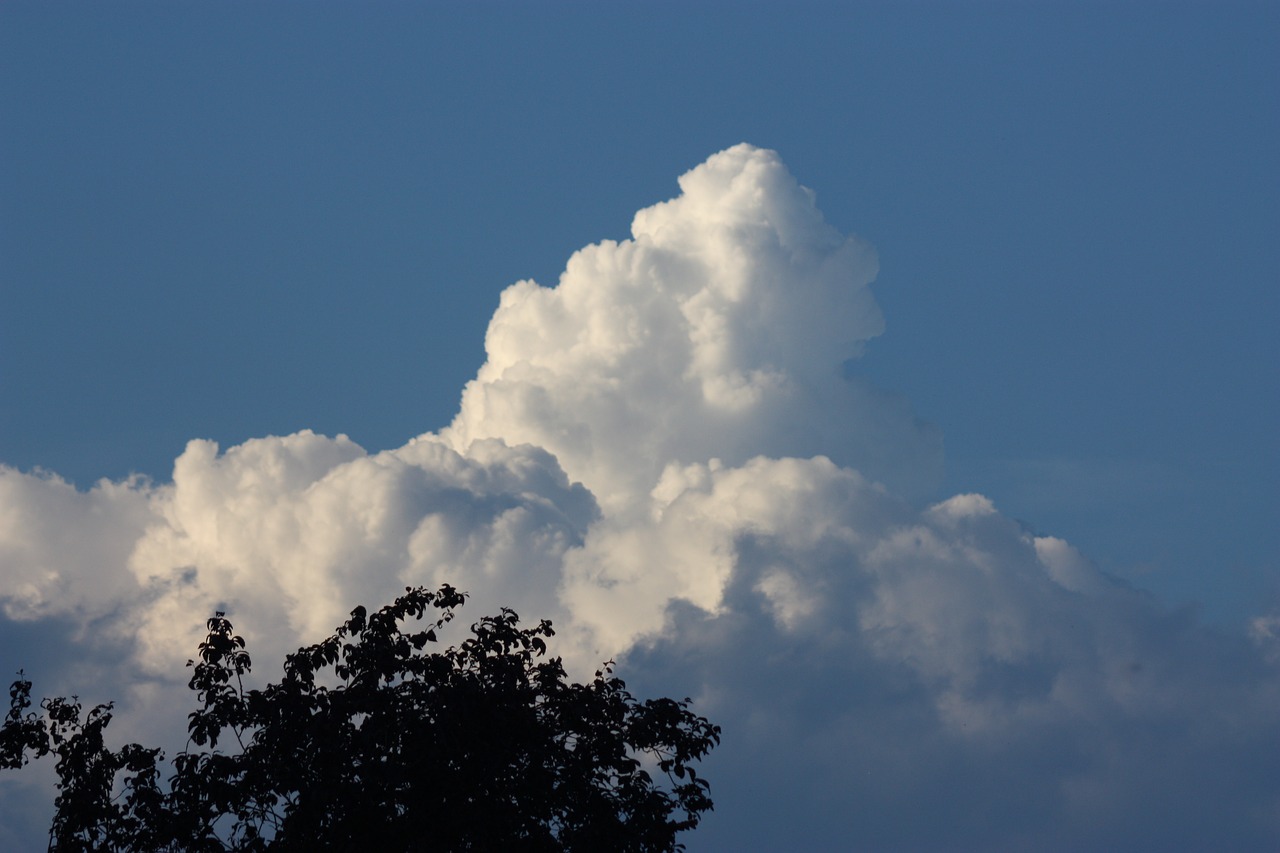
[2,145,1276,849]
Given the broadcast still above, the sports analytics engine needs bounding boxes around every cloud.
[1,144,1277,849]
[441,144,942,509]
[0,469,153,623]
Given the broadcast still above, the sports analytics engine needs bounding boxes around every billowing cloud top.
[443,144,941,509]
[1,145,1277,850]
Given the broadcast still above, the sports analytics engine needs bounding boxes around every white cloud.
[1,144,1277,849]
[123,430,596,677]
[442,144,941,510]
[0,468,153,622]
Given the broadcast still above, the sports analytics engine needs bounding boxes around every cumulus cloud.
[1,144,1277,849]
[441,143,941,509]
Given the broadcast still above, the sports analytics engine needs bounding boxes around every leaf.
[3,583,720,851]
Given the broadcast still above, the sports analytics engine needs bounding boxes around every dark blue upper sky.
[2,2,1276,620]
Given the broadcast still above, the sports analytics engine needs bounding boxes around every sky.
[1,2,1278,850]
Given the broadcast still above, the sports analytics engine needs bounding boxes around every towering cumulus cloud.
[443,144,940,511]
[1,145,1277,850]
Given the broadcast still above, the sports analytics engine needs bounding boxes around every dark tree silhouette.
[1,585,719,851]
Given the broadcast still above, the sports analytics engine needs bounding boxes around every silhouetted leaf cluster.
[1,585,719,851]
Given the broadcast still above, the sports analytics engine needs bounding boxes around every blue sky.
[2,2,1278,849]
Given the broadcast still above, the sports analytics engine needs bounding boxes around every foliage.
[1,585,720,851]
